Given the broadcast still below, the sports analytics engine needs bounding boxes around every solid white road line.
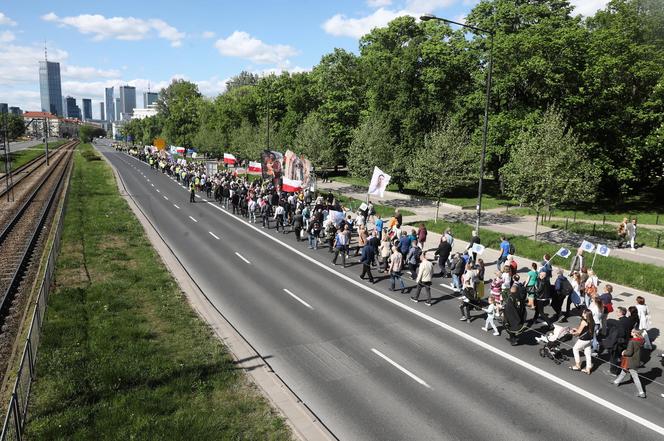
[199,198,664,437]
[371,348,431,388]
[283,288,313,310]
[235,252,251,264]
[151,183,154,187]
[189,216,198,223]
[209,231,220,240]
[156,189,160,193]
[173,204,180,209]
[163,196,169,201]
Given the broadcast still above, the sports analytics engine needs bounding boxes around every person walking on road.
[467,230,480,264]
[411,254,434,305]
[189,181,196,203]
[417,223,427,249]
[274,204,285,232]
[497,236,510,270]
[451,253,465,292]
[406,241,421,279]
[389,245,406,293]
[292,210,304,241]
[360,242,376,283]
[570,248,584,274]
[332,228,348,267]
[570,309,594,375]
[434,236,452,277]
[612,329,646,398]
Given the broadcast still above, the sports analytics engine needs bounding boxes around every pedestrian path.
[318,180,664,269]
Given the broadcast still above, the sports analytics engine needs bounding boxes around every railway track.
[0,141,77,373]
[0,140,70,201]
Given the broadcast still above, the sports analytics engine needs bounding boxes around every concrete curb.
[97,145,336,441]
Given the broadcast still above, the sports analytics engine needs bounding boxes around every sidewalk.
[318,180,664,269]
[320,179,664,340]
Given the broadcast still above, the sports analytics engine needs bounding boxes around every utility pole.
[44,117,50,166]
[2,109,14,202]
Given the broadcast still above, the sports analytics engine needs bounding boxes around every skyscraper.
[0,103,7,114]
[115,98,121,121]
[39,61,63,116]
[82,98,92,121]
[65,96,81,120]
[105,87,115,122]
[143,92,159,107]
[100,102,105,121]
[119,85,136,119]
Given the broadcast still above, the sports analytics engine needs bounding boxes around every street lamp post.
[420,14,494,234]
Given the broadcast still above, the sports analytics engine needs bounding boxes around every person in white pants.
[482,296,500,336]
[570,310,594,375]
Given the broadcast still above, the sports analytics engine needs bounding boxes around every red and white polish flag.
[248,161,262,175]
[281,177,302,193]
[223,153,237,165]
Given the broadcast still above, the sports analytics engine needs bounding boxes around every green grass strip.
[419,220,664,296]
[25,144,292,440]
[543,220,664,249]
[0,141,66,172]
[333,193,415,217]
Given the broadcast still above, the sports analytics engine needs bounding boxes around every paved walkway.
[319,180,664,342]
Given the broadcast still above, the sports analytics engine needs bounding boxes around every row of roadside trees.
[122,0,664,213]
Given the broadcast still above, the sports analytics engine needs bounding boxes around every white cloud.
[405,0,455,13]
[62,65,122,80]
[0,12,17,26]
[323,7,419,39]
[201,31,215,39]
[0,30,15,42]
[0,43,68,85]
[570,0,608,17]
[367,0,392,7]
[214,31,298,66]
[41,12,185,47]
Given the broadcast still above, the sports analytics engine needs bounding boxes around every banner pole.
[591,251,597,269]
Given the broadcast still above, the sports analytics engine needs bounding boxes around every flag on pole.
[248,161,262,175]
[281,177,302,193]
[580,240,595,253]
[556,247,571,258]
[223,153,237,165]
[597,244,611,257]
[471,243,485,255]
[175,146,185,155]
[328,210,345,225]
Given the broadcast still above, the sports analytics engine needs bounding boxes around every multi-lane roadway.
[97,141,664,441]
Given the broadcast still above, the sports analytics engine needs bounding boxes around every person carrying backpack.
[406,241,421,279]
[497,236,510,270]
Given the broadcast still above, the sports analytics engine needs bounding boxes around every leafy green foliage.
[79,124,106,143]
[347,113,395,179]
[501,108,601,234]
[409,119,476,200]
[294,112,334,169]
[1,113,26,141]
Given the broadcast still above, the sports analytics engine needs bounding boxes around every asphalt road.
[96,141,664,441]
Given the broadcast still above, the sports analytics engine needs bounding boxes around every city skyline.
[0,1,606,118]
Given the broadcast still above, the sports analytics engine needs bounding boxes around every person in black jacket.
[292,210,304,241]
[467,230,480,264]
[553,269,572,322]
[532,271,551,325]
[360,243,375,283]
[434,237,452,277]
[451,253,465,292]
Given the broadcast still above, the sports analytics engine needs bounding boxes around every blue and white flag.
[471,243,485,255]
[580,240,595,253]
[597,244,611,257]
[556,247,571,258]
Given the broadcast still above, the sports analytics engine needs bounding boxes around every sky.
[0,0,608,120]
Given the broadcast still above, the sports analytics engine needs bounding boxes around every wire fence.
[1,166,71,441]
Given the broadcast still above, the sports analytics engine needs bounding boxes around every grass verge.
[25,143,292,440]
[0,141,66,172]
[420,220,664,296]
[508,207,663,226]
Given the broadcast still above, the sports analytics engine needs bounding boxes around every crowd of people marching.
[133,148,663,400]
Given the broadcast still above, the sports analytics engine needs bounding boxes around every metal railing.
[1,158,72,441]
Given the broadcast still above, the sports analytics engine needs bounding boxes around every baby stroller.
[536,324,571,364]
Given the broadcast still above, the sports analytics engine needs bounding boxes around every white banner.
[580,240,595,253]
[596,244,611,257]
[556,247,571,258]
[471,243,485,255]
[368,167,391,198]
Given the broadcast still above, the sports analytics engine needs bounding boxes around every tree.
[79,124,106,143]
[226,71,259,92]
[2,113,26,141]
[409,120,476,221]
[347,113,395,180]
[157,79,202,147]
[501,108,600,237]
[294,113,334,170]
